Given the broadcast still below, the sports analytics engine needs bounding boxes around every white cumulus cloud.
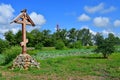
[0,3,14,24]
[84,3,116,14]
[78,14,91,21]
[26,12,46,32]
[30,12,46,26]
[0,3,46,39]
[102,30,114,37]
[101,6,116,13]
[84,3,104,13]
[114,20,120,27]
[0,3,16,35]
[93,17,109,27]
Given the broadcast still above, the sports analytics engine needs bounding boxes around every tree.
[114,37,120,45]
[30,29,43,47]
[107,33,120,45]
[41,30,53,47]
[68,41,82,49]
[58,29,68,45]
[15,30,22,45]
[95,35,115,58]
[4,31,16,46]
[35,43,43,50]
[107,33,116,45]
[55,40,65,50]
[27,31,35,47]
[94,33,104,46]
[54,29,68,45]
[77,28,93,46]
[67,28,77,43]
[74,41,82,49]
[0,39,10,53]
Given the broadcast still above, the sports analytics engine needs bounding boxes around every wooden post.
[11,9,35,54]
[22,14,27,54]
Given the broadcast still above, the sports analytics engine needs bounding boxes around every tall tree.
[106,33,120,45]
[95,38,115,58]
[114,37,120,45]
[27,31,34,47]
[106,33,116,45]
[15,30,22,45]
[4,31,16,46]
[30,29,43,46]
[42,29,53,47]
[0,39,10,53]
[94,33,104,46]
[52,29,68,46]
[94,33,115,58]
[67,28,77,43]
[60,29,68,46]
[77,28,93,46]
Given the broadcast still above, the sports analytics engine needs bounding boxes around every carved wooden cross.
[11,9,35,54]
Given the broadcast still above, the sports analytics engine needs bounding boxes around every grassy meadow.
[0,47,120,80]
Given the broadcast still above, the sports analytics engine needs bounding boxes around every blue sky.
[0,0,120,39]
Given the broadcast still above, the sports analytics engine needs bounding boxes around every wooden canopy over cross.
[11,9,35,54]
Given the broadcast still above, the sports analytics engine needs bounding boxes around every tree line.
[4,28,120,47]
[0,28,120,58]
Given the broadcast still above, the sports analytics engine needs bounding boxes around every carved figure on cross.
[11,9,35,54]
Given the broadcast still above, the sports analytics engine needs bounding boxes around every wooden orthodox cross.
[11,9,35,54]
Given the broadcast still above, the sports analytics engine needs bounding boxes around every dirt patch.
[1,70,119,80]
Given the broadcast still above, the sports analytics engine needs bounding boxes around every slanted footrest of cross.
[20,39,28,46]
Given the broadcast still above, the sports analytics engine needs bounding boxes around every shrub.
[35,43,43,50]
[74,41,82,49]
[0,39,10,54]
[0,72,2,77]
[55,40,65,50]
[67,41,82,49]
[2,46,21,65]
[94,39,115,58]
[67,43,74,48]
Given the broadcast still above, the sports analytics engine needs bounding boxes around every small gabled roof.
[26,13,35,26]
[11,9,35,26]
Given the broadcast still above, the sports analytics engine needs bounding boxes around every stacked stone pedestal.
[12,54,39,70]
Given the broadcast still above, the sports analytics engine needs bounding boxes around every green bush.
[55,40,65,50]
[94,39,115,58]
[115,46,120,52]
[35,43,43,50]
[0,72,2,77]
[67,41,82,49]
[74,41,82,49]
[2,46,21,65]
[0,39,10,54]
[67,43,74,48]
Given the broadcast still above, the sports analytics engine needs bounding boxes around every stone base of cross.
[12,54,40,70]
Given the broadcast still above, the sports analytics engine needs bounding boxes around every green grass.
[0,54,4,65]
[32,48,93,60]
[115,45,120,52]
[0,48,120,80]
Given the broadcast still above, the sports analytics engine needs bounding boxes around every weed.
[2,46,21,65]
[0,48,120,80]
[0,72,2,77]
